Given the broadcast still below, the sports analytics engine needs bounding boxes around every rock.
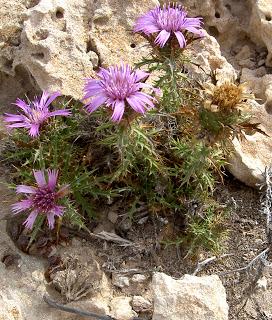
[236,45,256,68]
[87,51,99,69]
[238,59,255,69]
[249,0,272,67]
[110,296,137,320]
[244,266,272,318]
[228,101,272,187]
[112,274,130,288]
[151,272,228,320]
[187,33,237,84]
[0,224,62,320]
[14,0,96,100]
[241,67,272,104]
[235,45,253,61]
[0,0,159,103]
[0,0,37,108]
[131,274,148,283]
[108,211,118,224]
[132,296,152,313]
[257,276,268,291]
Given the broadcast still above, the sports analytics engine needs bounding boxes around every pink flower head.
[12,170,69,230]
[4,91,71,137]
[83,63,157,122]
[134,3,204,48]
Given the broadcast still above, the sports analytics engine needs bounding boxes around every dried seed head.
[204,82,254,113]
[213,83,243,110]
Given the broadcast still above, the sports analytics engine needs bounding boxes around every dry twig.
[44,295,146,320]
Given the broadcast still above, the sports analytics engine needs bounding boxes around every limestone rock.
[110,296,137,320]
[151,272,228,320]
[0,1,39,108]
[249,0,272,67]
[0,0,159,103]
[132,296,152,313]
[241,67,272,104]
[112,273,130,288]
[131,273,148,283]
[187,33,237,83]
[228,101,272,188]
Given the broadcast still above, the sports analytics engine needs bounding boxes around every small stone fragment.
[87,51,99,69]
[235,45,252,61]
[132,296,152,313]
[152,272,228,320]
[108,211,119,224]
[112,274,130,288]
[257,276,268,291]
[110,296,137,320]
[131,274,147,283]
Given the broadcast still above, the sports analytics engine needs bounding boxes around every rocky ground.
[1,0,272,319]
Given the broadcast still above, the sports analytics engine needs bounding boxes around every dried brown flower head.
[203,82,254,113]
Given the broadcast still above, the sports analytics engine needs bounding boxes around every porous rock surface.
[228,101,272,188]
[0,0,159,102]
[151,272,229,320]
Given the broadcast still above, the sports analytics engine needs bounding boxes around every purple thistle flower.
[134,3,204,48]
[83,63,157,122]
[12,170,69,230]
[4,91,71,137]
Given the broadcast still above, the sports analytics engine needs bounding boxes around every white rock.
[110,296,137,320]
[186,33,237,84]
[112,274,130,288]
[132,296,152,313]
[0,0,159,102]
[228,101,272,187]
[249,0,272,66]
[131,274,148,283]
[151,272,228,320]
[257,276,268,291]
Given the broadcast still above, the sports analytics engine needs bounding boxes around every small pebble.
[112,274,130,288]
[131,274,147,283]
[132,296,152,313]
[257,276,267,290]
[108,211,118,224]
[258,59,266,67]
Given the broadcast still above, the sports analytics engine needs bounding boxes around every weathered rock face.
[187,32,236,83]
[227,101,272,188]
[249,0,272,67]
[0,0,159,103]
[110,296,137,320]
[151,272,228,320]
